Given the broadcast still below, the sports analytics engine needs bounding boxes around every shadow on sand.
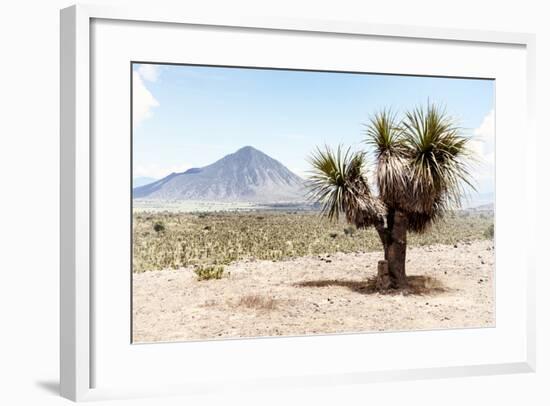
[295,275,448,296]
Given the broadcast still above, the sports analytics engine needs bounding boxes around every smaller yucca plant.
[153,221,165,233]
[194,265,225,281]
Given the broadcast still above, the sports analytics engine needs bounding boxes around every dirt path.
[132,240,494,343]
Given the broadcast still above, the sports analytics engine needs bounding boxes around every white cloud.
[132,71,159,127]
[133,163,192,180]
[470,109,495,162]
[470,109,495,193]
[475,108,495,153]
[137,64,160,82]
[474,109,495,143]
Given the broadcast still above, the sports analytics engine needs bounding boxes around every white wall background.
[0,1,547,405]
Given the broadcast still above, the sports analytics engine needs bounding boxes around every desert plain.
[132,211,494,343]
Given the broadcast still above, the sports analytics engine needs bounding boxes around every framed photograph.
[60,4,536,401]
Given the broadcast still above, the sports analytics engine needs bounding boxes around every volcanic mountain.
[133,146,306,202]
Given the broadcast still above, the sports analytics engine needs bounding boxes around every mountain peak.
[134,146,305,202]
[235,145,261,154]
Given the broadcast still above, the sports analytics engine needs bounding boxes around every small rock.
[454,244,458,248]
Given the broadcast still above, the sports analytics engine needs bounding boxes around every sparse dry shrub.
[236,294,277,310]
[132,211,493,273]
[484,224,494,239]
[343,226,356,236]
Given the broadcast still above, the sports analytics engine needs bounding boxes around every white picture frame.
[60,4,537,402]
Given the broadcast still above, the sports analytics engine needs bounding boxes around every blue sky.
[132,63,495,202]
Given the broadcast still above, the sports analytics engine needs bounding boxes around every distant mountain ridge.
[133,146,306,202]
[465,202,494,212]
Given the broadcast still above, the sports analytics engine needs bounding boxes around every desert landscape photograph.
[131,63,495,343]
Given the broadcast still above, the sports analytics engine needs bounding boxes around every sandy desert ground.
[132,240,494,343]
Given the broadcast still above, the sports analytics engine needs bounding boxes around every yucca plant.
[308,104,475,289]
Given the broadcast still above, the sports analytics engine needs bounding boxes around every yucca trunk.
[375,209,408,289]
[387,210,408,288]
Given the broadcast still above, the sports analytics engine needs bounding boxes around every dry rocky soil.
[132,240,494,343]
